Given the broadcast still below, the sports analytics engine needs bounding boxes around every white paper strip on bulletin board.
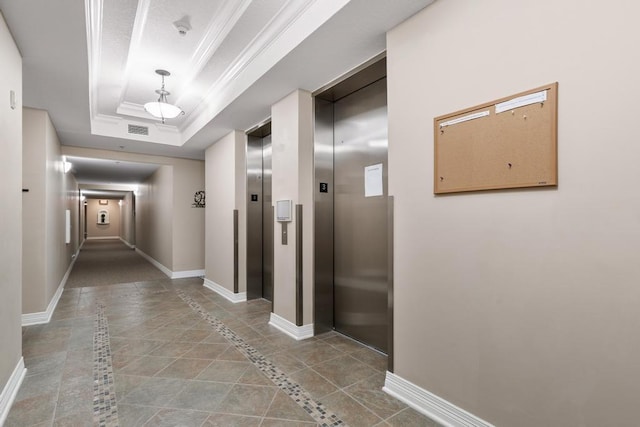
[439,110,490,128]
[495,90,547,114]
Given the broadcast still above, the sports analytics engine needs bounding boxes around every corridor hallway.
[7,240,437,426]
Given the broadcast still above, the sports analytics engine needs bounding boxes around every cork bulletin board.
[434,83,558,194]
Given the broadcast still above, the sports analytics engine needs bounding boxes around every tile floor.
[7,278,440,426]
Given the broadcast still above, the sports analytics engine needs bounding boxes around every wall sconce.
[62,156,72,173]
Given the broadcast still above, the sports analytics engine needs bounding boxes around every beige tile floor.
[7,278,439,426]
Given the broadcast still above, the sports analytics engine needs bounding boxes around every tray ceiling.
[0,0,435,164]
[87,0,337,147]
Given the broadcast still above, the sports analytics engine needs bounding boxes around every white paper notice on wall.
[364,163,384,197]
[495,90,547,113]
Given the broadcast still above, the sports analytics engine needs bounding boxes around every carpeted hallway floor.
[65,240,167,288]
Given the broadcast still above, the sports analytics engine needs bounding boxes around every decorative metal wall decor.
[97,209,110,224]
[192,190,205,208]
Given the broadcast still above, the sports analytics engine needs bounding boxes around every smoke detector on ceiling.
[173,16,191,36]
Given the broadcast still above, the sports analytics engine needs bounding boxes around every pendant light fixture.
[143,69,183,123]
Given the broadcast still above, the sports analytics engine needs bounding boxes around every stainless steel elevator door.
[333,78,388,353]
[262,135,273,301]
[246,133,273,301]
[247,136,263,300]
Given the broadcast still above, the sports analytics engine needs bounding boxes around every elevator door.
[334,78,388,352]
[247,133,273,301]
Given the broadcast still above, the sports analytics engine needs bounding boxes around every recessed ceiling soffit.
[85,0,350,147]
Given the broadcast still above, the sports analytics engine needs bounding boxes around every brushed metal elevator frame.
[296,204,303,326]
[233,209,239,294]
[313,55,393,365]
[246,123,274,302]
[387,196,394,372]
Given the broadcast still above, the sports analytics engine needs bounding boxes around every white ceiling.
[81,189,131,199]
[66,156,159,185]
[0,0,434,184]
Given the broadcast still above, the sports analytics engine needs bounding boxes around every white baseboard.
[172,269,205,279]
[119,237,135,249]
[22,246,79,326]
[0,357,26,426]
[135,248,172,278]
[383,372,494,427]
[203,278,246,303]
[268,313,314,341]
[86,236,119,240]
[135,248,204,279]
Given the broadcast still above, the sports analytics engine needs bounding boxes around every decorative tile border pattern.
[93,303,119,427]
[176,289,346,427]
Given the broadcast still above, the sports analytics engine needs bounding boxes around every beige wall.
[137,165,173,270]
[387,1,640,425]
[204,132,235,288]
[235,131,247,293]
[22,109,46,313]
[271,90,314,325]
[119,192,135,246]
[86,198,120,238]
[0,9,23,396]
[172,158,205,272]
[22,108,79,314]
[54,118,80,304]
[204,131,246,290]
[66,172,80,254]
[63,146,205,274]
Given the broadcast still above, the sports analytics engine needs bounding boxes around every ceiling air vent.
[128,124,149,136]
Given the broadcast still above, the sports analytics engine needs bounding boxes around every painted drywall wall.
[119,192,135,247]
[172,158,205,272]
[79,196,85,243]
[271,90,314,325]
[86,198,120,238]
[22,108,79,314]
[66,175,80,253]
[22,109,47,313]
[46,112,80,307]
[387,0,640,425]
[204,132,235,288]
[137,165,173,271]
[204,131,246,290]
[234,132,247,294]
[63,146,205,275]
[0,9,23,403]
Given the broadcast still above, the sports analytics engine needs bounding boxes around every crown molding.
[85,0,104,123]
[181,0,349,142]
[116,0,152,108]
[174,0,254,105]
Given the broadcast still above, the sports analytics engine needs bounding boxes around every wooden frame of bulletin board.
[434,83,558,194]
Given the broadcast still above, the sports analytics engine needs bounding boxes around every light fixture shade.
[144,101,182,119]
[144,70,182,122]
